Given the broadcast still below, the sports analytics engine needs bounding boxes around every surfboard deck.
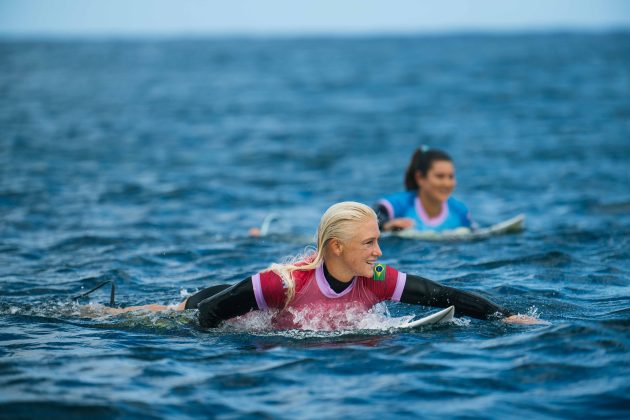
[397,305,455,329]
[390,214,525,241]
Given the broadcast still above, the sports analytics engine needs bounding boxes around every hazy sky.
[1,0,629,37]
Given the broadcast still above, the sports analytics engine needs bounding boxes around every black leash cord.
[72,280,116,306]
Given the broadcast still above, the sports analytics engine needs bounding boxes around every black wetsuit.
[186,266,513,328]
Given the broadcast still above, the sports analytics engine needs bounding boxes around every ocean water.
[1,33,629,418]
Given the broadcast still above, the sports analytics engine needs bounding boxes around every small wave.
[589,200,630,215]
[468,251,572,270]
[47,234,124,252]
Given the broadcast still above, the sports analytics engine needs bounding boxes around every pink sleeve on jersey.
[251,273,268,310]
[367,265,407,301]
[377,199,395,219]
[391,270,407,302]
[386,265,407,301]
[254,270,287,309]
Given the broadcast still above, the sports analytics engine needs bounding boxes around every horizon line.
[2,25,629,41]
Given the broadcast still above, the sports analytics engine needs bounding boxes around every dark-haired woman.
[375,147,475,232]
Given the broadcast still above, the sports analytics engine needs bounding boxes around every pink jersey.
[251,263,407,330]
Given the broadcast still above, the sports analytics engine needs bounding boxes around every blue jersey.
[377,191,474,232]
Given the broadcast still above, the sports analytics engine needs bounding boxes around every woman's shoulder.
[357,264,403,283]
[446,196,469,213]
[380,190,416,204]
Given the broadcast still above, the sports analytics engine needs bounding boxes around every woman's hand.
[503,314,549,325]
[383,218,415,231]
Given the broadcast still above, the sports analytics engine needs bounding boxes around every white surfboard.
[391,214,525,241]
[397,305,455,329]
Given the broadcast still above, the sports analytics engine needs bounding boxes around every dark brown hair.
[404,147,453,191]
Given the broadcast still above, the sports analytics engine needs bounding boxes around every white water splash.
[526,306,541,318]
[221,302,428,335]
[179,288,193,299]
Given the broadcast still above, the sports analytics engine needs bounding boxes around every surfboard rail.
[389,214,525,241]
[398,305,455,329]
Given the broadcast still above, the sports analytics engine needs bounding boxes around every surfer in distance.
[375,146,475,233]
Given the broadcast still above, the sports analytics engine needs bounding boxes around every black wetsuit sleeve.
[373,203,390,230]
[400,274,513,319]
[197,277,258,328]
[184,284,232,309]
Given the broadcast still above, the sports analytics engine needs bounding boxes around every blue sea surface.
[1,33,629,418]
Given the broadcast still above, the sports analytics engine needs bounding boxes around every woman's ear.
[414,170,424,185]
[330,238,343,256]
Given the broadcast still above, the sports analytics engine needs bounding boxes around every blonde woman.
[110,202,540,328]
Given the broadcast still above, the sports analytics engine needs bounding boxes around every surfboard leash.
[72,280,116,306]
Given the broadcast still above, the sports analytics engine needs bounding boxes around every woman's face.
[338,218,383,279]
[416,160,456,203]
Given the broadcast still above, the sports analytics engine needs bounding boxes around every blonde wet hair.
[266,201,377,306]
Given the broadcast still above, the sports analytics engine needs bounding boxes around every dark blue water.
[1,33,629,418]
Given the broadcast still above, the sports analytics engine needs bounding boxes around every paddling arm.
[197,277,258,328]
[374,203,414,231]
[400,274,513,319]
[185,284,232,309]
[374,203,390,230]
